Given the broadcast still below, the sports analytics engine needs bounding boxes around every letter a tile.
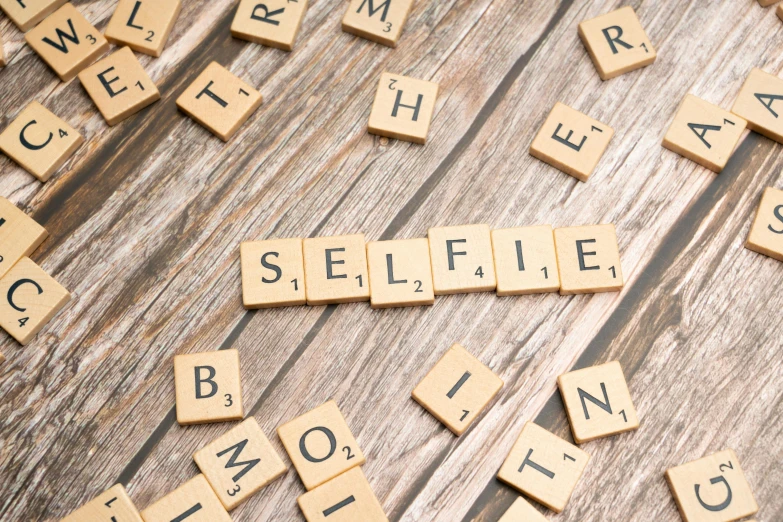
[177,62,263,141]
[0,197,48,280]
[745,187,783,262]
[731,68,783,144]
[277,400,365,491]
[105,0,182,57]
[174,349,244,425]
[0,101,84,182]
[666,450,758,522]
[194,417,287,510]
[553,224,623,295]
[368,72,438,144]
[557,361,639,444]
[662,95,747,173]
[366,238,434,308]
[0,0,68,32]
[25,3,109,81]
[342,0,414,48]
[530,102,614,182]
[241,238,306,309]
[231,0,309,51]
[412,343,503,435]
[428,224,496,295]
[491,225,560,296]
[578,6,656,81]
[0,257,70,345]
[303,234,369,305]
[297,467,388,522]
[140,474,232,522]
[498,497,548,522]
[497,422,590,513]
[62,484,143,522]
[78,47,160,126]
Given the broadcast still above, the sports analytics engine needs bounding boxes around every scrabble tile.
[491,225,560,296]
[553,224,623,295]
[25,3,108,81]
[0,197,48,279]
[427,224,496,295]
[366,238,434,308]
[194,417,287,510]
[174,349,244,425]
[662,95,747,173]
[0,0,67,33]
[231,0,309,51]
[341,0,414,48]
[530,102,614,182]
[240,238,306,309]
[0,257,70,345]
[665,450,758,522]
[731,68,783,144]
[277,400,365,490]
[498,497,548,522]
[303,234,369,305]
[297,467,388,522]
[745,187,783,262]
[368,72,438,144]
[61,484,143,522]
[761,0,780,6]
[78,47,160,126]
[176,62,263,142]
[778,4,783,20]
[0,101,84,182]
[578,6,656,81]
[557,361,639,444]
[104,0,182,57]
[0,34,5,67]
[412,343,503,436]
[497,422,590,513]
[140,474,232,522]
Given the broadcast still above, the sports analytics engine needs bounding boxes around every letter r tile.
[174,349,244,425]
[231,0,309,51]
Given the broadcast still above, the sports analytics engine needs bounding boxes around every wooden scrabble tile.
[104,0,182,57]
[61,484,143,522]
[366,238,434,308]
[662,95,747,173]
[368,72,438,144]
[731,68,783,144]
[553,224,623,295]
[760,0,780,6]
[0,197,48,280]
[297,467,388,522]
[277,400,365,490]
[240,238,306,309]
[0,0,67,33]
[341,0,413,48]
[530,102,614,182]
[302,234,369,305]
[0,257,70,345]
[78,47,160,126]
[231,0,309,51]
[1,34,5,67]
[665,450,758,522]
[176,62,263,142]
[140,474,232,522]
[0,101,84,182]
[745,187,783,262]
[497,422,590,513]
[557,361,638,444]
[412,343,503,435]
[498,497,548,522]
[194,417,287,510]
[778,4,783,20]
[491,225,560,296]
[578,6,656,81]
[427,224,495,295]
[25,3,108,81]
[174,349,244,425]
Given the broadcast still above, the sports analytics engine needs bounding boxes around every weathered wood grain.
[0,0,781,521]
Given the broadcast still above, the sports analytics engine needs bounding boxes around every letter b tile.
[666,450,758,522]
[297,467,388,522]
[174,349,244,425]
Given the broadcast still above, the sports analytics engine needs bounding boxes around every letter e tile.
[368,72,438,144]
[746,187,783,262]
[174,349,244,425]
[297,467,388,522]
[0,197,48,279]
[553,224,623,295]
[665,449,758,522]
[303,234,369,305]
[61,484,142,522]
[140,475,232,522]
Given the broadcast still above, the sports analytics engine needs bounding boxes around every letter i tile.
[140,475,232,522]
[297,467,388,522]
[61,484,143,522]
[173,349,244,425]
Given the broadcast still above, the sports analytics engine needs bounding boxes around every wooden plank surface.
[0,0,781,521]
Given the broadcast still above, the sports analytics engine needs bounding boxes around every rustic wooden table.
[1,0,782,520]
